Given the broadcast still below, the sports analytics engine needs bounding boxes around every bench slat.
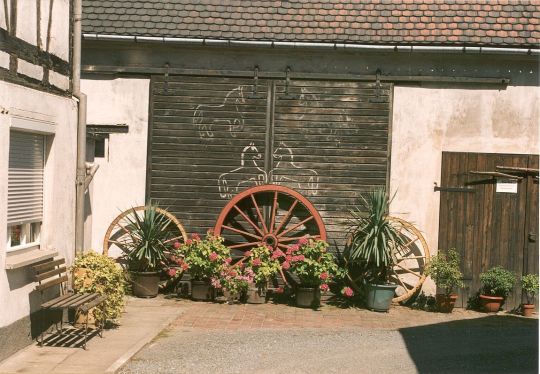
[49,293,90,309]
[79,295,107,313]
[33,258,65,274]
[41,292,76,309]
[35,266,67,282]
[67,293,100,309]
[36,275,68,292]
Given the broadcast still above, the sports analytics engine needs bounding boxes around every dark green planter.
[296,287,321,308]
[131,271,160,298]
[366,283,397,312]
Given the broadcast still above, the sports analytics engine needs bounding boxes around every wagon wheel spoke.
[396,255,427,262]
[163,235,185,244]
[233,204,264,237]
[276,243,290,250]
[221,224,262,241]
[389,269,411,291]
[250,194,268,234]
[401,236,420,250]
[277,216,315,238]
[274,199,298,235]
[229,241,262,249]
[394,263,422,277]
[269,191,278,233]
[279,234,321,243]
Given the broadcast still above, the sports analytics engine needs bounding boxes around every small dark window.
[95,138,105,158]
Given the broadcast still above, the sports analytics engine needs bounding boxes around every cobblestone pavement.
[119,299,538,374]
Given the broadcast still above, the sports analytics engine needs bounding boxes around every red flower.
[229,270,237,277]
[181,262,189,271]
[185,239,193,245]
[209,252,218,261]
[225,257,233,264]
[282,261,290,270]
[320,284,329,292]
[272,249,285,259]
[252,258,262,267]
[287,244,299,254]
[320,272,329,280]
[297,254,305,261]
[285,255,292,262]
[342,287,354,298]
[192,233,201,241]
[173,241,181,249]
[275,287,284,294]
[167,268,177,277]
[298,237,308,246]
[244,251,252,257]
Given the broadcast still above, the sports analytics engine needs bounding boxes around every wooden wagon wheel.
[346,216,430,303]
[103,206,188,257]
[214,184,326,255]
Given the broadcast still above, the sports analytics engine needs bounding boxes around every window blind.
[7,131,45,226]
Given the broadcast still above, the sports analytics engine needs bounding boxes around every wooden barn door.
[148,75,391,249]
[438,152,539,310]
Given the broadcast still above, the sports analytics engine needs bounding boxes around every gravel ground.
[119,316,538,374]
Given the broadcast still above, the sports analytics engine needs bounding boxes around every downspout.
[73,0,87,256]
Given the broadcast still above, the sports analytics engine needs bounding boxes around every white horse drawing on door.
[272,142,319,196]
[218,143,267,199]
[193,86,246,139]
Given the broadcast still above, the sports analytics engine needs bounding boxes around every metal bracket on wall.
[247,65,262,99]
[433,182,476,193]
[370,69,386,103]
[163,63,170,94]
[280,66,297,100]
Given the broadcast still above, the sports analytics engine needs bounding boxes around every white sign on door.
[496,179,518,194]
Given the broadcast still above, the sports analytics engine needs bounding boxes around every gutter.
[74,1,89,256]
[82,33,539,56]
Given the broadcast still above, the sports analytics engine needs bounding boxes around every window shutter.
[7,131,45,226]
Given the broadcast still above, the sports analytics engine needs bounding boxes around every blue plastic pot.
[366,283,397,312]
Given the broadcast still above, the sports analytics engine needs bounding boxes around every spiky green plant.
[122,205,173,272]
[345,188,405,284]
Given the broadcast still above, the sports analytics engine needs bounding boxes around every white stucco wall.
[0,81,77,327]
[390,84,540,293]
[82,78,149,254]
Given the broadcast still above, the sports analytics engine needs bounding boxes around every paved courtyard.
[120,299,538,374]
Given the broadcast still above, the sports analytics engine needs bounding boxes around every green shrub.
[72,251,126,325]
[522,274,539,304]
[479,266,516,297]
[426,249,464,296]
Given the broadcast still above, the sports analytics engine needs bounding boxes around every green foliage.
[287,239,344,288]
[122,205,174,272]
[344,188,405,284]
[72,251,126,325]
[426,249,464,296]
[244,244,281,286]
[409,292,437,312]
[479,266,516,297]
[176,234,230,281]
[522,274,539,304]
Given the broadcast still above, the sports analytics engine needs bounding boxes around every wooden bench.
[33,257,107,350]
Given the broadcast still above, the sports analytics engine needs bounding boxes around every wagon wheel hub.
[262,234,279,249]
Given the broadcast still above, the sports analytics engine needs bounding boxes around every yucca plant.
[345,188,405,284]
[122,205,174,273]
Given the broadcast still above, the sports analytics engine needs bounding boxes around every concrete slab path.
[0,296,184,374]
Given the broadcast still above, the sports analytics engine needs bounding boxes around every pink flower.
[320,284,329,292]
[275,287,284,294]
[297,254,305,261]
[173,241,181,249]
[181,262,189,271]
[298,237,308,246]
[192,233,201,241]
[286,255,293,262]
[272,249,285,259]
[287,244,299,254]
[225,257,232,264]
[282,261,290,270]
[320,272,329,280]
[211,277,222,289]
[229,270,237,277]
[252,258,262,267]
[244,251,252,257]
[342,287,354,298]
[185,239,193,245]
[209,252,218,261]
[167,268,177,277]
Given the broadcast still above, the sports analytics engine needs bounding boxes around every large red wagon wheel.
[214,185,326,255]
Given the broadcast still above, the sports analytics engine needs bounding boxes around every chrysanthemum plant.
[173,233,231,281]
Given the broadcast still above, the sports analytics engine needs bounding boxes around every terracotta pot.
[436,293,458,313]
[131,271,160,298]
[73,268,96,325]
[191,280,213,301]
[296,287,321,308]
[522,304,535,317]
[479,294,504,313]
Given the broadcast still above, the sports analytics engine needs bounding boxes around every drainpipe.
[73,0,87,256]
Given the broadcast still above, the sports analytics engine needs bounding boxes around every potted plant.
[243,244,282,304]
[425,249,464,313]
[479,266,516,312]
[176,233,230,301]
[72,251,126,326]
[521,274,538,317]
[211,263,251,304]
[344,188,406,312]
[286,238,341,308]
[121,205,175,298]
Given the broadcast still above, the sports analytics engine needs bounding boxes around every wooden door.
[438,152,539,310]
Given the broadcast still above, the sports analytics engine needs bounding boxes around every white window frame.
[6,114,55,253]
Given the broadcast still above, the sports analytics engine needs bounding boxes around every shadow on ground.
[39,327,101,349]
[399,315,538,374]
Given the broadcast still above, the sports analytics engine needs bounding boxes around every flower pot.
[73,268,96,326]
[436,293,459,313]
[131,271,160,298]
[366,283,397,312]
[223,289,240,304]
[522,304,535,317]
[479,294,504,313]
[191,280,213,301]
[246,285,267,304]
[296,287,321,308]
